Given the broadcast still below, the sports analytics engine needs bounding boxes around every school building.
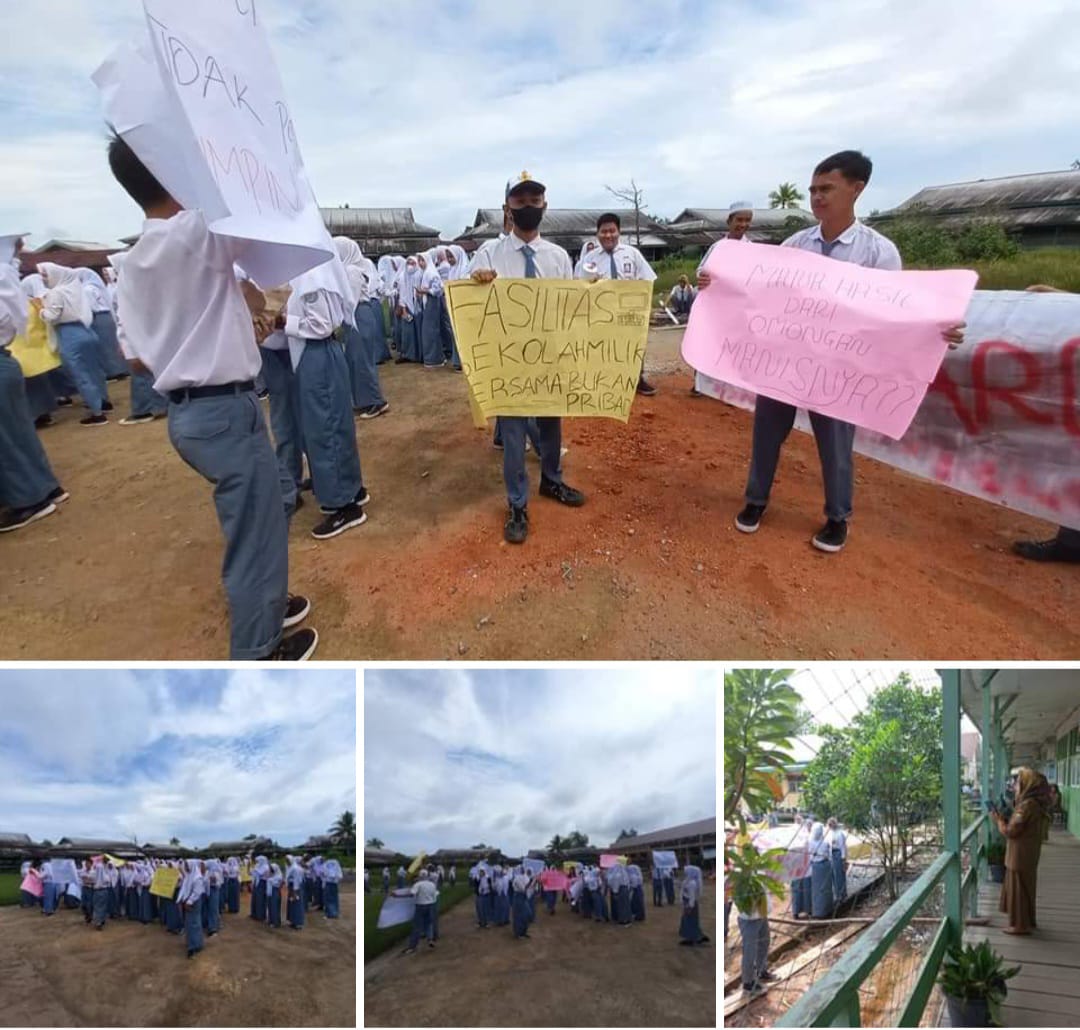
[774,668,1080,1028]
[667,207,816,247]
[608,816,716,871]
[319,206,441,257]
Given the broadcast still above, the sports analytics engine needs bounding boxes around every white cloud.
[1,0,1076,249]
[364,668,716,856]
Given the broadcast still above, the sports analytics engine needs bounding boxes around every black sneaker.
[283,594,311,629]
[80,414,108,427]
[35,414,54,428]
[256,389,269,400]
[504,505,529,544]
[320,489,371,515]
[538,476,585,507]
[119,413,155,426]
[1013,537,1080,564]
[357,402,389,420]
[735,503,766,534]
[56,396,73,407]
[0,500,57,533]
[759,970,778,982]
[260,627,319,661]
[812,518,848,553]
[311,503,367,540]
[101,400,115,412]
[45,486,70,505]
[636,377,657,396]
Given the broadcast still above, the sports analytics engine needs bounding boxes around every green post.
[941,670,963,948]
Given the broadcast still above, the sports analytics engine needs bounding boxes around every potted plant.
[938,940,1019,1027]
[984,838,1006,884]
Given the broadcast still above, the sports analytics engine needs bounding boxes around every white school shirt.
[697,233,750,275]
[115,210,261,394]
[829,828,848,859]
[467,232,506,274]
[284,289,348,342]
[575,241,656,282]
[782,219,902,271]
[469,231,573,280]
[0,262,26,346]
[411,879,439,905]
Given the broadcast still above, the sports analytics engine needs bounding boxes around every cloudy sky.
[0,669,355,847]
[1,0,1077,248]
[363,668,716,857]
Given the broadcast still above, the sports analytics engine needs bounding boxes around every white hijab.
[446,244,470,281]
[39,262,92,327]
[77,267,111,313]
[177,859,204,904]
[396,256,420,313]
[20,273,45,299]
[333,236,368,307]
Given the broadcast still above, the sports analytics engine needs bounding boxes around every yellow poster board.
[104,853,127,867]
[9,301,61,379]
[149,866,180,899]
[239,864,252,883]
[407,852,427,876]
[446,278,653,425]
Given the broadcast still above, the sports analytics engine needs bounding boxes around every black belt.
[168,381,255,404]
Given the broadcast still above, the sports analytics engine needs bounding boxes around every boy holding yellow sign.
[468,171,587,544]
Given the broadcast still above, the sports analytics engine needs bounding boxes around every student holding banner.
[469,170,586,544]
[103,137,318,661]
[575,212,659,396]
[699,152,964,553]
[333,238,389,419]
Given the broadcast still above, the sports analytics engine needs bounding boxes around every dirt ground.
[363,889,716,1027]
[3,328,1076,660]
[0,886,356,1027]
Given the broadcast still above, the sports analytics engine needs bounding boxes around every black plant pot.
[945,993,992,1027]
[988,864,1005,884]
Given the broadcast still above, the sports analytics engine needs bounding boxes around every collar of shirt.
[510,231,543,251]
[810,219,861,247]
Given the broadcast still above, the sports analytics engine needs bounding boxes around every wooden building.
[608,816,716,871]
[319,207,441,257]
[18,239,125,277]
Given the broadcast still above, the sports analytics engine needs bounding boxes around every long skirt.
[81,886,93,920]
[494,892,510,925]
[345,301,386,408]
[227,877,240,913]
[398,315,420,363]
[315,879,324,909]
[206,886,221,933]
[831,849,847,901]
[139,888,152,924]
[420,295,445,367]
[56,321,107,415]
[511,892,530,938]
[23,373,58,421]
[323,880,339,919]
[165,897,183,933]
[1000,865,1037,932]
[200,893,210,930]
[127,886,139,920]
[679,902,704,943]
[591,888,608,922]
[631,884,646,921]
[92,885,110,927]
[253,880,267,922]
[811,861,834,917]
[109,884,120,918]
[791,875,811,917]
[42,882,57,915]
[92,310,129,379]
[370,299,391,363]
[653,878,663,906]
[185,904,204,954]
[615,885,632,924]
[580,888,593,919]
[268,887,281,927]
[287,890,305,929]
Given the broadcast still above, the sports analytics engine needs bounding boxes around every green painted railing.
[776,813,988,1028]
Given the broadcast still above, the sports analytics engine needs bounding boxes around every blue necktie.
[522,244,538,279]
[820,239,840,258]
[609,252,619,279]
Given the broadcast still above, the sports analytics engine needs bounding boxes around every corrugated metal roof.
[319,207,440,237]
[56,837,137,850]
[892,171,1080,215]
[205,837,271,851]
[609,816,716,850]
[28,239,122,253]
[460,208,665,239]
[0,832,34,845]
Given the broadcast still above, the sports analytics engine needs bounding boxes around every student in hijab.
[809,821,835,916]
[77,267,129,380]
[20,859,42,908]
[39,262,110,425]
[251,855,270,921]
[177,859,207,958]
[121,861,136,920]
[993,766,1051,935]
[413,253,446,369]
[322,858,343,919]
[266,862,284,927]
[311,855,327,909]
[440,244,469,369]
[164,861,184,934]
[286,856,306,930]
[393,257,423,364]
[39,856,58,916]
[333,237,389,419]
[77,859,93,921]
[651,863,664,907]
[137,862,153,924]
[378,255,403,358]
[511,867,531,938]
[401,868,439,953]
[204,859,223,935]
[678,865,710,946]
[662,864,676,905]
[493,867,511,925]
[0,245,68,533]
[627,863,646,921]
[107,252,168,426]
[827,818,848,902]
[542,867,558,915]
[224,856,241,914]
[607,861,633,926]
[475,865,493,928]
[90,856,111,930]
[396,864,407,890]
[11,272,62,426]
[277,256,369,541]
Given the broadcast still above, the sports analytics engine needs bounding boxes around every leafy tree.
[168,837,180,846]
[471,842,489,850]
[803,675,942,899]
[618,827,638,839]
[564,830,590,848]
[769,182,805,209]
[1071,159,1080,171]
[365,837,385,848]
[243,833,257,841]
[724,668,801,824]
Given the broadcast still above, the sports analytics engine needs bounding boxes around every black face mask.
[509,205,544,232]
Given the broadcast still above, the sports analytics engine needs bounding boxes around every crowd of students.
[388,859,709,955]
[18,853,344,959]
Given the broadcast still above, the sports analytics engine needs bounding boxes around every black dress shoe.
[504,505,529,544]
[1013,536,1080,564]
[538,476,585,507]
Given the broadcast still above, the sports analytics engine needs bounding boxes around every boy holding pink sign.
[698,150,965,553]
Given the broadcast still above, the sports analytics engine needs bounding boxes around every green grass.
[650,247,1080,296]
[364,881,474,962]
[0,872,24,906]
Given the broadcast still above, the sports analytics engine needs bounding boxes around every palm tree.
[724,668,801,824]
[547,834,566,862]
[168,837,180,846]
[769,182,805,209]
[329,811,356,848]
[365,837,385,848]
